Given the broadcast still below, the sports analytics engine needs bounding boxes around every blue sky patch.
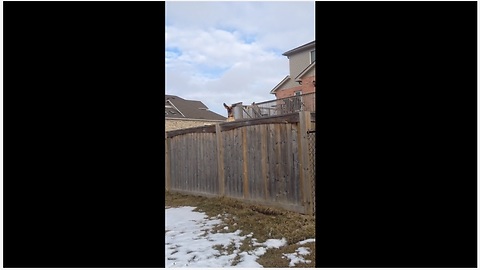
[217,25,256,44]
[198,65,230,79]
[241,34,256,44]
[166,47,182,56]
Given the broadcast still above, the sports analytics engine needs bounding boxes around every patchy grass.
[165,191,315,268]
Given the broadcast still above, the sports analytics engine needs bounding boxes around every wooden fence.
[165,111,316,215]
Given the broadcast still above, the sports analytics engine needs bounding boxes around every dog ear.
[223,103,230,109]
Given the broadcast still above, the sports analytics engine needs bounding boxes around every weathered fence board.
[165,111,315,215]
[285,123,294,203]
[266,124,276,203]
[246,125,260,200]
[291,123,300,203]
[260,125,269,201]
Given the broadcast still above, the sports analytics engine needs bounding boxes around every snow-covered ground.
[165,206,314,268]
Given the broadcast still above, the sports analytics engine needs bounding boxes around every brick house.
[165,95,226,131]
[269,41,315,112]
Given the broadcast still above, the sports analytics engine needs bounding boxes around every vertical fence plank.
[231,128,236,197]
[171,137,177,190]
[274,124,283,202]
[184,134,189,192]
[298,111,313,215]
[184,134,188,192]
[267,124,275,201]
[202,133,206,192]
[212,133,218,194]
[179,135,183,191]
[201,133,212,193]
[193,133,197,191]
[285,123,293,202]
[174,136,179,191]
[216,124,225,196]
[280,125,286,199]
[292,123,299,204]
[212,134,218,194]
[179,136,184,191]
[225,130,229,196]
[236,128,242,198]
[185,134,193,191]
[227,129,233,196]
[248,125,261,200]
[173,136,178,190]
[246,126,254,198]
[198,133,202,192]
[242,127,249,199]
[260,124,269,201]
[165,133,171,191]
[234,127,242,198]
[211,133,214,193]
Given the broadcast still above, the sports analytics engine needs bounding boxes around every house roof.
[165,95,226,120]
[282,41,315,57]
[295,61,316,82]
[269,75,290,94]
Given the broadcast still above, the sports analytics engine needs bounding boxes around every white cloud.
[166,1,315,116]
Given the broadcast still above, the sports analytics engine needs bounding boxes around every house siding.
[275,75,315,99]
[166,119,224,131]
[303,66,315,78]
[288,51,312,80]
[276,85,303,99]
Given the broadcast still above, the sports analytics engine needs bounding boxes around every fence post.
[216,124,225,196]
[165,132,171,191]
[298,111,313,215]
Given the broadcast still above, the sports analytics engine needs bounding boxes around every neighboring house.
[269,41,315,112]
[165,95,226,131]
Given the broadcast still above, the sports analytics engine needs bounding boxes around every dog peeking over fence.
[223,103,235,122]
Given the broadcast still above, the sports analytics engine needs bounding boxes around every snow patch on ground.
[297,238,315,245]
[165,206,293,268]
[282,247,312,267]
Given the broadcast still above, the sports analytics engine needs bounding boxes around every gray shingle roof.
[165,95,226,121]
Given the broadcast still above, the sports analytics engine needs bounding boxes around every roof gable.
[269,75,290,94]
[165,95,226,120]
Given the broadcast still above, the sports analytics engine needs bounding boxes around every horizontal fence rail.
[165,111,316,215]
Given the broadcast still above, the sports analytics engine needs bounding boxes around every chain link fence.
[307,130,316,215]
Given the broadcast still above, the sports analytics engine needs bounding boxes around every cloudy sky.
[165,1,315,117]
